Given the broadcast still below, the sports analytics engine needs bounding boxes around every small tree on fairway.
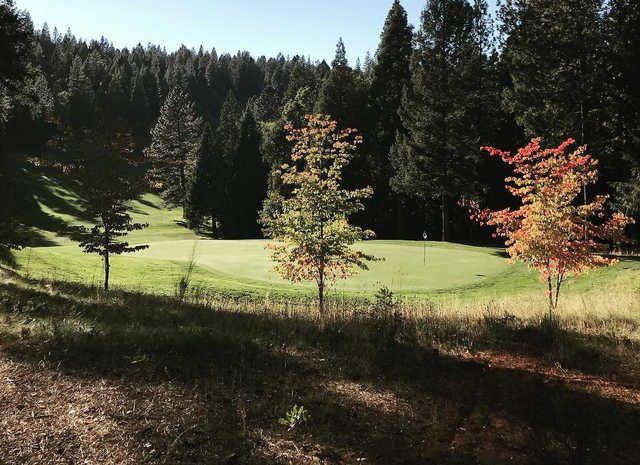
[261,114,376,318]
[77,129,149,291]
[470,138,633,310]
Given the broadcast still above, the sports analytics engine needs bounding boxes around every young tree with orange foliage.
[470,138,633,310]
[261,114,376,318]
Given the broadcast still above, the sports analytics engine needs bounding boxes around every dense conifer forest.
[2,0,639,246]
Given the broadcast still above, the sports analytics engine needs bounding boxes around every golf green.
[134,239,510,293]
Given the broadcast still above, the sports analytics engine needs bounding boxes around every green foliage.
[62,56,95,129]
[0,0,33,87]
[278,404,310,431]
[365,0,414,238]
[75,127,149,291]
[0,0,37,258]
[499,0,607,168]
[1,0,640,247]
[186,122,218,231]
[145,85,203,214]
[315,39,367,129]
[227,111,266,238]
[373,285,396,315]
[603,0,640,223]
[391,0,491,242]
[614,168,640,220]
[369,0,413,152]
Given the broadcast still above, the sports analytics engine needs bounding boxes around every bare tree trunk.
[104,250,110,292]
[441,192,448,242]
[318,273,324,320]
[318,216,326,327]
[554,274,563,310]
[180,164,187,220]
[395,196,405,239]
[210,211,218,239]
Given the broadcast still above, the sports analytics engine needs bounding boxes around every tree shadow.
[1,279,639,464]
[136,196,161,210]
[476,311,640,387]
[488,249,510,259]
[13,164,92,246]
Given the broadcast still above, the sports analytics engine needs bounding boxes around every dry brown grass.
[1,275,639,464]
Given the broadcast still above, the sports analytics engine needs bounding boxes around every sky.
[16,0,496,65]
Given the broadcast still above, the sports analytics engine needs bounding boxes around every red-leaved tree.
[469,138,633,309]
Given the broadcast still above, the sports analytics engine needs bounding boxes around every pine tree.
[228,111,266,237]
[65,56,95,129]
[213,91,241,235]
[84,49,108,96]
[231,51,264,103]
[316,38,369,201]
[0,0,32,88]
[129,68,150,147]
[316,38,365,128]
[0,0,33,259]
[603,0,640,223]
[252,85,281,122]
[106,64,129,120]
[368,0,413,237]
[145,86,203,215]
[390,0,490,242]
[370,0,413,153]
[362,51,375,83]
[500,0,605,168]
[284,56,317,102]
[186,122,222,234]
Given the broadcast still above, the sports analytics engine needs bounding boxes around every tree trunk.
[318,218,326,325]
[554,274,563,310]
[441,192,448,242]
[104,251,110,292]
[395,196,405,239]
[318,274,325,320]
[210,211,218,239]
[180,164,187,220]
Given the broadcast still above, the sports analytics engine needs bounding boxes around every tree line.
[2,0,639,249]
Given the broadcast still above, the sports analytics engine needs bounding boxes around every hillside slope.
[7,164,640,302]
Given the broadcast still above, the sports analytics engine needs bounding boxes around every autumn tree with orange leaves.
[261,115,376,318]
[469,138,633,310]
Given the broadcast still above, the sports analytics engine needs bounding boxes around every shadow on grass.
[136,197,162,210]
[488,249,511,259]
[13,164,91,246]
[471,311,640,385]
[1,278,639,464]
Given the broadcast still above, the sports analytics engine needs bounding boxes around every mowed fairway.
[9,166,640,299]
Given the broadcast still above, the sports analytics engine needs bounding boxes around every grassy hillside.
[8,164,640,302]
[2,167,640,465]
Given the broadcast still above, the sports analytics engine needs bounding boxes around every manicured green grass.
[14,239,640,301]
[9,164,640,301]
